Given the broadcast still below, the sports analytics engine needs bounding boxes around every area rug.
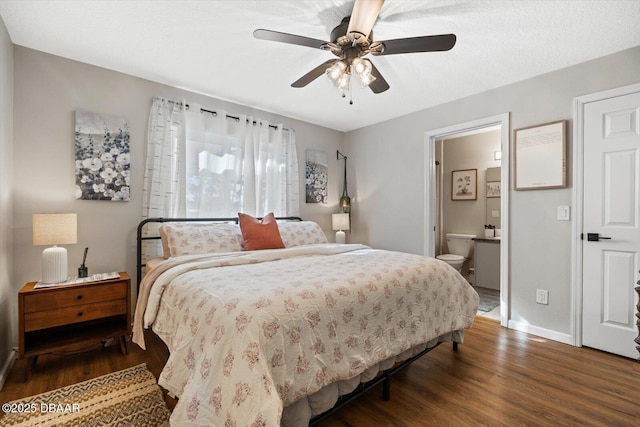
[475,286,500,312]
[0,363,170,426]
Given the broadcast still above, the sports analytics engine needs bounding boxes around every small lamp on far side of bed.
[332,213,350,244]
[33,213,77,284]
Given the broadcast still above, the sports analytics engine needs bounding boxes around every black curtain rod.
[166,98,290,131]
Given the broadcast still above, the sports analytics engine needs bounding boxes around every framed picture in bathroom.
[451,169,477,200]
[486,181,501,198]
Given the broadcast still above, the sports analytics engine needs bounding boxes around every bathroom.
[435,128,502,318]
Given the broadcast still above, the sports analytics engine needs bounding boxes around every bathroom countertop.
[473,237,501,243]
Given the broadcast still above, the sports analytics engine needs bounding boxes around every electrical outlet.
[536,289,549,305]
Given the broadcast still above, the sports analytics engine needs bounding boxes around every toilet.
[436,233,476,272]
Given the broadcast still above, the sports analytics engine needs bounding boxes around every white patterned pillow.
[278,221,328,247]
[160,222,243,257]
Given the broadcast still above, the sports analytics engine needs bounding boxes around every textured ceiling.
[1,0,639,132]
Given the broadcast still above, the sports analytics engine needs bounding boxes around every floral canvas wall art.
[305,149,327,203]
[75,110,130,201]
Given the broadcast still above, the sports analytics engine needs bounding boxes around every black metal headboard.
[136,216,303,289]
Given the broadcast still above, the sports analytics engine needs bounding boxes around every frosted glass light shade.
[326,61,347,85]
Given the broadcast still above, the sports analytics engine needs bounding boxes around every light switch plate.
[492,210,500,218]
[557,205,570,221]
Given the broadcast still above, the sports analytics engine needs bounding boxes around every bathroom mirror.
[485,167,501,229]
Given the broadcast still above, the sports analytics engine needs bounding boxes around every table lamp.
[33,213,77,283]
[332,213,350,244]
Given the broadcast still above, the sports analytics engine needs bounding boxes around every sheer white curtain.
[184,109,242,217]
[183,106,299,218]
[142,97,187,219]
[143,98,299,221]
[141,97,186,260]
[241,118,299,217]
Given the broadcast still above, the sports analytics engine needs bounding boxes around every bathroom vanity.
[474,238,500,290]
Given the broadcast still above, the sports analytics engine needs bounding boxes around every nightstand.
[18,272,131,382]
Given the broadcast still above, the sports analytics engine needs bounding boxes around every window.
[144,98,299,221]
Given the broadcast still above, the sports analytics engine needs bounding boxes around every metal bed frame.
[135,216,459,424]
[136,216,303,289]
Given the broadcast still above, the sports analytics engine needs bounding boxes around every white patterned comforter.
[133,244,478,426]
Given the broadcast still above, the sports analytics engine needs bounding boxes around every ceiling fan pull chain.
[349,78,354,105]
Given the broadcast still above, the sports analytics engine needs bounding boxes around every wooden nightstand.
[18,272,131,382]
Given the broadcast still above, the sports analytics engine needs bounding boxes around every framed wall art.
[305,149,327,203]
[75,110,130,201]
[451,169,477,201]
[486,181,501,198]
[514,120,567,190]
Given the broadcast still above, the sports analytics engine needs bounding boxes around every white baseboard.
[0,350,17,392]
[508,320,574,346]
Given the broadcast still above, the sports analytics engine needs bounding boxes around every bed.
[133,215,479,426]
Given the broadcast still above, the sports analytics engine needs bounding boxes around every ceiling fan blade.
[291,59,337,88]
[253,29,327,50]
[347,0,384,39]
[372,33,456,56]
[368,61,390,94]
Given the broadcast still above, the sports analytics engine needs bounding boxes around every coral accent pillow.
[238,212,285,251]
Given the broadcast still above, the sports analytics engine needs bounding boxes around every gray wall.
[0,15,14,386]
[11,46,345,334]
[346,46,640,340]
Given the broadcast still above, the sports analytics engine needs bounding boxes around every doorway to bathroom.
[425,114,510,327]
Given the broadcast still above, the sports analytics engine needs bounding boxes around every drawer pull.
[76,295,83,300]
[77,312,83,317]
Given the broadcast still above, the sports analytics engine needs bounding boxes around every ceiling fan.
[253,0,456,100]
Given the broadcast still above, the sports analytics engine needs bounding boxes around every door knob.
[587,233,611,241]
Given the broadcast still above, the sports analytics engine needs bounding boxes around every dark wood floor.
[1,317,638,426]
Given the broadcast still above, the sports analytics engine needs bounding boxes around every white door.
[582,89,640,359]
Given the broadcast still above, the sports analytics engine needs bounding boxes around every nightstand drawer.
[23,282,127,313]
[24,299,127,332]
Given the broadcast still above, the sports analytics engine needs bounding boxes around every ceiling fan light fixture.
[351,57,372,76]
[326,60,347,85]
[336,72,351,90]
[351,58,375,87]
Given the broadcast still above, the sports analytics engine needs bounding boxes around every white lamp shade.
[33,213,77,245]
[332,213,350,231]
